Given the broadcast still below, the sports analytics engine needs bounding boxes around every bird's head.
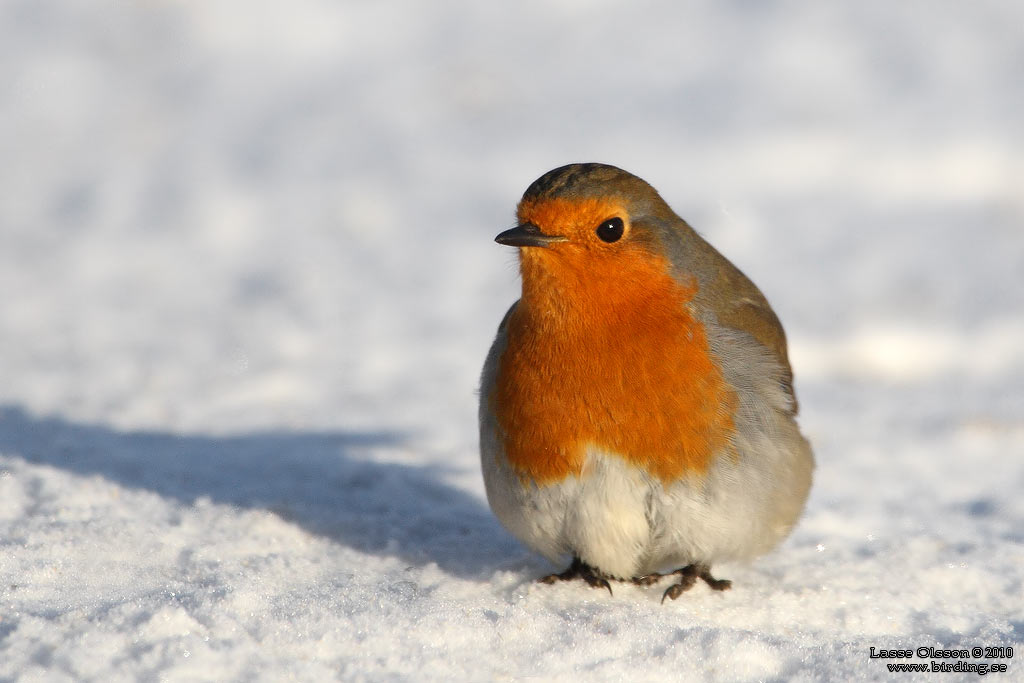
[496,163,685,307]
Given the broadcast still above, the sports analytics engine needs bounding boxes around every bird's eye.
[595,217,624,243]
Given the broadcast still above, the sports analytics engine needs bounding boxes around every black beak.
[494,223,567,248]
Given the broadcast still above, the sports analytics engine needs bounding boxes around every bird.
[478,163,814,602]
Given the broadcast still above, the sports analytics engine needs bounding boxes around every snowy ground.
[2,1,1023,680]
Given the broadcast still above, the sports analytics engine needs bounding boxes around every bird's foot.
[539,556,613,596]
[660,564,731,603]
[631,572,667,586]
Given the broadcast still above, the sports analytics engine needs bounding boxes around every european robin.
[479,163,814,601]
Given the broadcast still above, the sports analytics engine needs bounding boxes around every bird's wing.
[693,242,799,415]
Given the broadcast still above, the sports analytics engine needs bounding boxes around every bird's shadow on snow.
[0,405,518,580]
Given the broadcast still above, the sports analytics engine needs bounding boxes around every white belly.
[481,435,807,579]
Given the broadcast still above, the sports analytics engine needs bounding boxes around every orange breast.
[492,249,736,485]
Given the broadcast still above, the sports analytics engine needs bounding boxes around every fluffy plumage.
[479,163,813,598]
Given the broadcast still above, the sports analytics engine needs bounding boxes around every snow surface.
[2,1,1023,680]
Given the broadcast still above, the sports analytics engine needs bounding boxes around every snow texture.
[2,1,1022,681]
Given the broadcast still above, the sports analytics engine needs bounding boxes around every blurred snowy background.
[1,1,1022,680]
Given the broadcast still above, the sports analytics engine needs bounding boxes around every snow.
[2,0,1022,680]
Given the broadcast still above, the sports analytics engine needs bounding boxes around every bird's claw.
[660,564,731,603]
[539,556,614,596]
